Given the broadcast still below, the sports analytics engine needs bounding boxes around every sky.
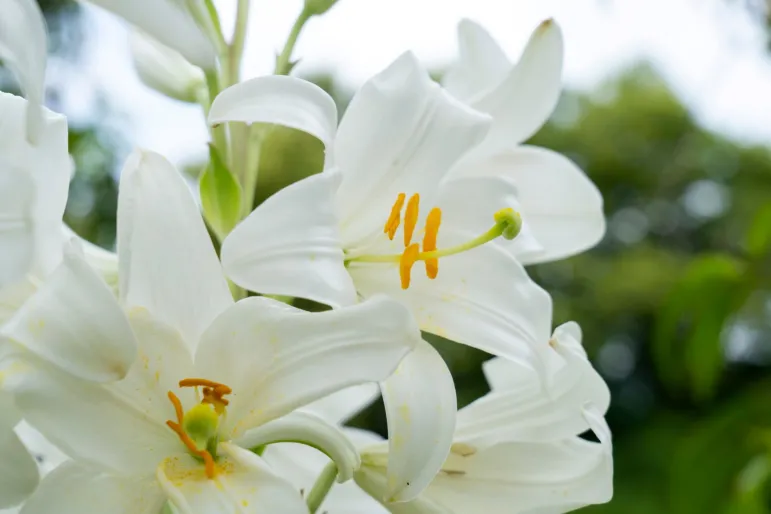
[59,0,771,168]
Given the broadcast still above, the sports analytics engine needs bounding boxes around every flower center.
[346,192,523,289]
[166,378,232,479]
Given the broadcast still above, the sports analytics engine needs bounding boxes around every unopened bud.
[130,30,205,104]
[493,208,523,240]
[304,0,339,16]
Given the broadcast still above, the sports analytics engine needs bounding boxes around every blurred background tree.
[4,2,771,513]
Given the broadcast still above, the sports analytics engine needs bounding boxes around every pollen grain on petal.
[384,192,406,240]
[403,193,420,247]
[399,243,421,290]
[423,207,442,279]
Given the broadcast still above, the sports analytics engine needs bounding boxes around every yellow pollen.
[403,194,420,247]
[400,243,420,289]
[383,193,406,240]
[422,207,442,279]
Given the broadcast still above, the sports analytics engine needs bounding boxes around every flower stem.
[275,7,313,75]
[306,461,338,513]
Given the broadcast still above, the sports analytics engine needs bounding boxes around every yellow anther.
[399,243,420,289]
[384,193,406,240]
[423,207,442,279]
[403,193,420,247]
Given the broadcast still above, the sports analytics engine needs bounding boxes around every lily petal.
[469,19,564,147]
[0,92,71,282]
[195,295,421,439]
[1,245,136,383]
[85,0,216,69]
[350,243,553,375]
[158,443,308,514]
[380,340,456,502]
[452,146,605,264]
[0,393,38,509]
[209,76,338,162]
[442,18,511,103]
[334,51,491,248]
[303,383,380,425]
[20,462,165,514]
[117,150,233,350]
[236,411,359,483]
[0,0,47,143]
[221,171,357,308]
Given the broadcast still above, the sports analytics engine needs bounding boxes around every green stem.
[204,71,229,162]
[228,0,251,85]
[201,0,227,51]
[275,7,313,75]
[306,462,338,513]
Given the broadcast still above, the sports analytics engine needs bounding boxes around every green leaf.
[199,144,242,241]
[746,203,771,259]
[653,253,748,401]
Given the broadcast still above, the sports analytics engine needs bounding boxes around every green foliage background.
[4,2,771,512]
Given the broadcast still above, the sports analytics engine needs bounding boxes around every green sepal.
[200,143,242,241]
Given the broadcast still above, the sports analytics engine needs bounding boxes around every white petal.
[452,146,605,264]
[130,30,205,103]
[20,462,165,514]
[334,52,491,248]
[0,92,71,281]
[0,409,38,508]
[1,246,136,382]
[158,443,307,514]
[10,366,178,476]
[0,279,36,327]
[385,406,612,514]
[380,340,456,502]
[463,325,609,445]
[117,150,233,349]
[442,19,511,103]
[195,295,421,439]
[303,383,380,425]
[0,0,47,143]
[209,75,338,162]
[349,243,553,375]
[263,442,389,514]
[14,421,68,476]
[236,411,360,482]
[86,0,216,69]
[221,171,357,308]
[470,20,564,146]
[61,225,118,285]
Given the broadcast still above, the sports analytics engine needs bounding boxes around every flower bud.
[129,30,205,104]
[304,0,339,15]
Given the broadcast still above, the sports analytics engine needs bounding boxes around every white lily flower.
[0,0,47,143]
[265,322,613,514]
[129,30,206,103]
[443,19,606,264]
[1,149,422,513]
[84,0,217,70]
[210,51,554,501]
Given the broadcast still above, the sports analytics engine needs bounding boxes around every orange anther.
[384,193,406,240]
[423,207,442,279]
[167,391,184,424]
[179,378,232,394]
[399,243,420,290]
[166,420,217,479]
[403,194,420,247]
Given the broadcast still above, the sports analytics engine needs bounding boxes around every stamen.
[166,392,218,479]
[180,379,231,415]
[179,378,232,394]
[383,193,406,240]
[422,207,442,279]
[400,243,420,289]
[403,193,420,247]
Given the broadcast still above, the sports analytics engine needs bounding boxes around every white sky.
[59,0,771,168]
